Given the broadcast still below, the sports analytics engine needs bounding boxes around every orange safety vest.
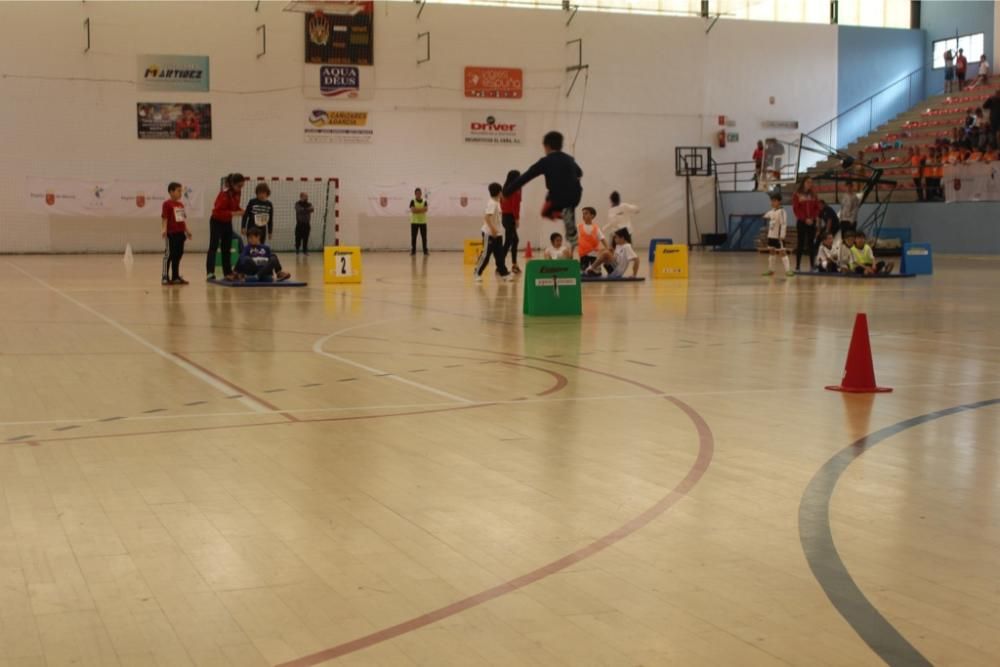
[578,224,602,256]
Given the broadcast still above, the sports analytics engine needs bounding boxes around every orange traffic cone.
[825,313,893,393]
[524,241,533,259]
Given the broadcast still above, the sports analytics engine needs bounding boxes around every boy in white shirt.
[606,191,639,235]
[838,230,856,272]
[816,233,839,273]
[762,193,793,277]
[584,228,639,278]
[544,232,572,260]
[474,182,511,282]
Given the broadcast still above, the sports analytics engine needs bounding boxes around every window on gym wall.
[932,33,986,69]
[411,0,911,27]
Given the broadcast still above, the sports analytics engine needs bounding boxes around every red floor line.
[274,393,714,667]
[173,352,300,422]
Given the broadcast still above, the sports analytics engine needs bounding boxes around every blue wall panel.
[921,0,995,98]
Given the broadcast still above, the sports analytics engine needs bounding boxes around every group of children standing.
[160,174,315,285]
[473,130,640,281]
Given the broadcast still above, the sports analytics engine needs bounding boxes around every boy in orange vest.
[577,206,608,273]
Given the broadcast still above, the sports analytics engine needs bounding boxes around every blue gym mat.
[213,280,308,287]
[581,276,646,282]
[793,271,915,279]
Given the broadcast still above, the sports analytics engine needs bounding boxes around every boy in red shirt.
[956,49,968,90]
[161,181,192,285]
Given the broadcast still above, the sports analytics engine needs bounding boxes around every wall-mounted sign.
[464,67,523,99]
[462,111,525,146]
[305,109,374,143]
[762,120,799,129]
[136,55,210,92]
[137,103,212,140]
[304,64,373,100]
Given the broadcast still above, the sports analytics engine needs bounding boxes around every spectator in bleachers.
[791,177,820,271]
[925,148,944,201]
[909,147,926,201]
[982,89,1000,148]
[975,55,990,88]
[839,180,860,233]
[944,49,956,93]
[956,49,968,90]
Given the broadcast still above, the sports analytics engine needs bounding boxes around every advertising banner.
[944,162,1000,202]
[136,55,210,92]
[365,184,417,217]
[24,178,206,217]
[137,103,212,140]
[303,64,374,100]
[461,111,525,146]
[464,67,523,99]
[305,109,374,143]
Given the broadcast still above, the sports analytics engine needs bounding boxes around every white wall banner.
[24,178,206,217]
[365,184,419,217]
[434,183,489,216]
[303,64,374,100]
[944,162,1000,202]
[136,55,210,92]
[305,109,374,143]
[461,111,525,146]
[364,184,488,218]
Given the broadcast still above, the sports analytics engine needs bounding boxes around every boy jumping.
[503,131,583,250]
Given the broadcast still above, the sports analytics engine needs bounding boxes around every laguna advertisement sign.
[462,112,525,146]
[305,109,374,144]
[303,64,374,100]
[137,55,210,92]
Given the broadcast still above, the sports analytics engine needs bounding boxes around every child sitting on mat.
[584,228,639,278]
[849,232,894,276]
[544,232,572,260]
[235,228,291,282]
[838,230,855,273]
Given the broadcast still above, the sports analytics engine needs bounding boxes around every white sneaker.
[206,273,217,282]
[474,273,483,283]
[501,274,514,282]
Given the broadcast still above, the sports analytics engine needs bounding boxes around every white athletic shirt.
[482,198,501,236]
[544,245,570,260]
[606,203,639,234]
[610,242,638,277]
[763,207,787,240]
[817,244,838,265]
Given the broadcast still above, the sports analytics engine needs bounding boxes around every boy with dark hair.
[544,232,571,260]
[577,206,607,271]
[409,188,429,255]
[503,130,583,250]
[474,183,511,282]
[294,192,314,255]
[242,182,274,244]
[849,232,894,275]
[762,193,792,277]
[161,182,192,285]
[234,228,291,282]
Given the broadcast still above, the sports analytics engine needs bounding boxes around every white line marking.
[8,263,270,414]
[312,319,474,404]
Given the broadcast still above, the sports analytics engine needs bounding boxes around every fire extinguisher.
[717,130,726,148]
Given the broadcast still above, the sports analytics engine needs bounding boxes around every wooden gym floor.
[0,252,997,667]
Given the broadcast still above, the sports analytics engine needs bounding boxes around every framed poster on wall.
[137,103,212,140]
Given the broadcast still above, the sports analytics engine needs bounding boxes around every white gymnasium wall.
[0,1,837,253]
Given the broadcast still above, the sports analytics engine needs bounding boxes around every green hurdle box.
[523,259,582,316]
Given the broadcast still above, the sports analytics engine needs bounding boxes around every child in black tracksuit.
[235,228,291,282]
[503,130,583,250]
[241,182,274,245]
[294,192,314,254]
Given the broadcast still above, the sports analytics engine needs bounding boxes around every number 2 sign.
[323,246,362,284]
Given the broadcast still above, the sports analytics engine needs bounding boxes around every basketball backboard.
[675,146,713,177]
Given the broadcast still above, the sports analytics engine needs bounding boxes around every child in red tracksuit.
[791,176,822,271]
[501,170,523,274]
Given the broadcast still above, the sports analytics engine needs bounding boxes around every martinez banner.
[24,177,206,217]
[137,55,210,92]
[461,111,525,146]
[305,109,374,143]
[137,103,212,140]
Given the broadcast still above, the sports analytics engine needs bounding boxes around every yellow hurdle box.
[324,246,363,284]
[652,244,689,279]
[463,238,484,265]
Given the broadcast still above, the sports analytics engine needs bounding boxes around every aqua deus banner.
[137,55,210,92]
